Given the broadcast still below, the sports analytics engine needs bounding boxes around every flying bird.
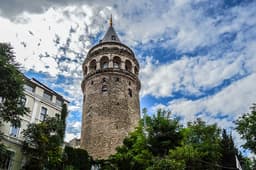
[20,42,27,48]
[28,30,34,36]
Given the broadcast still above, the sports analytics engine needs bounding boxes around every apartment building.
[0,76,68,170]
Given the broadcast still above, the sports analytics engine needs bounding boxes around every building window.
[0,150,14,170]
[40,107,47,121]
[24,84,34,93]
[56,99,62,107]
[128,89,132,97]
[9,126,20,137]
[102,77,106,83]
[21,96,27,106]
[43,91,52,101]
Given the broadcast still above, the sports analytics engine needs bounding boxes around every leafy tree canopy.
[0,43,28,127]
[103,109,251,170]
[22,104,68,170]
[236,104,256,154]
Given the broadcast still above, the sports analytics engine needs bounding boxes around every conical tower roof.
[101,15,121,43]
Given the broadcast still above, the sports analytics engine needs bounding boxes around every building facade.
[0,77,68,170]
[66,138,80,149]
[81,18,141,159]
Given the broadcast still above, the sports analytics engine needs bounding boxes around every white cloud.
[140,54,247,98]
[153,73,256,128]
[65,132,80,142]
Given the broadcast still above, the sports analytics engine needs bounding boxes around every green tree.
[219,129,237,169]
[0,43,29,163]
[235,104,256,154]
[105,110,253,170]
[63,146,91,170]
[106,109,183,170]
[22,104,68,170]
[146,109,182,157]
[108,121,153,170]
[181,119,222,170]
[0,43,28,127]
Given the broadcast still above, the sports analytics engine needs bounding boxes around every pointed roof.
[101,16,121,43]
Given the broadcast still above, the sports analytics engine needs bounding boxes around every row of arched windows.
[84,56,138,75]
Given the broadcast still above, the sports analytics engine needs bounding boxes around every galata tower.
[81,17,141,159]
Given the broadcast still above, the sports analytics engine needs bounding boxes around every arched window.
[84,66,88,75]
[100,56,109,69]
[125,60,132,72]
[113,56,121,69]
[128,88,132,97]
[134,66,138,75]
[89,60,96,72]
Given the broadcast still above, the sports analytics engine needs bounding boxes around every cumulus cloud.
[140,54,247,98]
[167,73,256,121]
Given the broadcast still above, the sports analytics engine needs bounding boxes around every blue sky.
[0,0,256,154]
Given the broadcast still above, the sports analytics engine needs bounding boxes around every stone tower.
[80,17,141,159]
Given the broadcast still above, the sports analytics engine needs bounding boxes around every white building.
[0,76,68,170]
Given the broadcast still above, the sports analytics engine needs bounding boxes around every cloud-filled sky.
[0,0,256,152]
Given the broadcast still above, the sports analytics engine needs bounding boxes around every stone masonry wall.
[80,70,140,159]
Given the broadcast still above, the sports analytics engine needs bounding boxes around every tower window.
[89,60,97,72]
[111,35,116,40]
[115,77,120,82]
[113,56,121,68]
[128,89,132,97]
[100,56,109,69]
[102,85,108,92]
[103,62,108,69]
[102,77,106,83]
[125,60,132,72]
